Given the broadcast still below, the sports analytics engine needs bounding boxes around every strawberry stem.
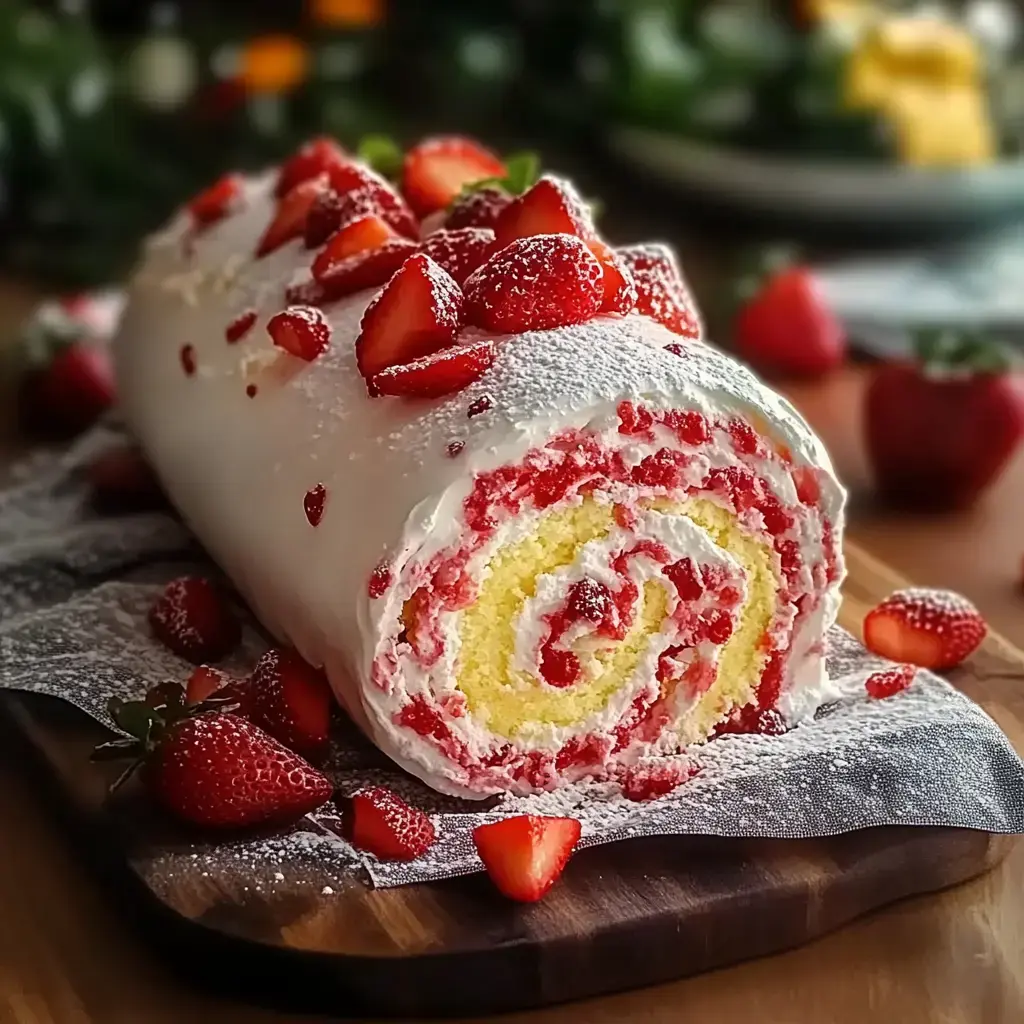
[356,134,404,180]
[913,327,1012,374]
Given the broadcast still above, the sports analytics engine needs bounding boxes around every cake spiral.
[114,139,845,799]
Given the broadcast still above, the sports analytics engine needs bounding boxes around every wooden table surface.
[1,279,1023,1023]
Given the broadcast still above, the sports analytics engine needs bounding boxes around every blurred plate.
[606,125,1024,232]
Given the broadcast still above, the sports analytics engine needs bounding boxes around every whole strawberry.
[149,576,241,664]
[18,343,116,439]
[733,264,845,378]
[866,330,1024,510]
[93,685,332,829]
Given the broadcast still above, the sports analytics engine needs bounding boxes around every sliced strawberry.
[256,175,328,258]
[865,664,917,699]
[863,587,987,671]
[333,180,419,240]
[617,244,701,339]
[493,176,595,249]
[355,253,463,380]
[369,340,495,399]
[187,173,243,229]
[302,188,344,248]
[349,786,436,861]
[310,213,419,301]
[149,576,241,665]
[421,227,498,285]
[472,815,581,902]
[401,136,506,218]
[275,136,347,198]
[444,185,512,230]
[267,305,332,361]
[185,665,249,708]
[247,647,333,761]
[589,239,637,315]
[464,234,603,334]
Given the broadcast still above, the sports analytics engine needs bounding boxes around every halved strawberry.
[275,136,347,198]
[464,234,603,333]
[369,340,495,399]
[257,175,328,258]
[149,576,241,665]
[421,227,498,285]
[444,185,511,231]
[401,136,506,218]
[185,665,249,708]
[333,179,419,239]
[349,786,436,861]
[187,173,243,229]
[303,188,344,248]
[863,587,986,671]
[589,239,637,315]
[247,647,333,761]
[472,815,581,902]
[355,253,463,381]
[493,176,595,249]
[311,215,419,301]
[617,244,701,339]
[267,305,332,361]
[19,343,116,438]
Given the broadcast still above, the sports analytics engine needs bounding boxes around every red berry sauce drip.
[446,440,465,458]
[180,344,196,376]
[225,310,258,343]
[304,483,327,527]
[467,394,493,418]
[368,561,392,599]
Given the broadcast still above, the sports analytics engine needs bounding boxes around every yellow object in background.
[843,14,996,167]
[239,35,309,94]
[309,0,385,28]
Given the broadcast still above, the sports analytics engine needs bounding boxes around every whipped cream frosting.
[114,166,847,797]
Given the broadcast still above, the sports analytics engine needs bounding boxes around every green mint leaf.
[501,151,540,195]
[357,134,404,179]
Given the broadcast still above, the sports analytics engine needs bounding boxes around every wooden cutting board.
[0,542,1020,1019]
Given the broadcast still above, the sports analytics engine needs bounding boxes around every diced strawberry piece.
[185,665,249,709]
[247,647,333,761]
[618,244,701,339]
[267,305,331,362]
[589,239,637,315]
[493,176,595,249]
[863,587,987,671]
[792,465,822,505]
[187,173,243,228]
[464,234,602,333]
[349,786,436,860]
[256,175,328,258]
[275,136,347,198]
[150,713,332,828]
[865,664,917,699]
[355,253,463,380]
[149,576,241,665]
[302,188,344,248]
[472,815,581,902]
[284,277,329,306]
[444,185,512,230]
[369,340,496,399]
[421,227,499,285]
[225,309,258,343]
[401,136,506,217]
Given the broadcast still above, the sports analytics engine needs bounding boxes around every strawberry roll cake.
[114,135,846,798]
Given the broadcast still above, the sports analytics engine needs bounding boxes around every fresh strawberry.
[87,447,164,511]
[187,173,243,228]
[256,175,328,258]
[355,253,463,380]
[420,227,498,285]
[865,331,1024,510]
[864,664,917,699]
[472,815,581,902]
[401,136,506,217]
[618,244,701,339]
[149,576,241,665]
[589,239,637,315]
[444,185,511,231]
[493,176,595,249]
[185,665,249,708]
[349,786,436,860]
[464,234,603,333]
[310,215,418,300]
[18,343,116,438]
[302,188,344,248]
[247,647,333,761]
[333,180,419,240]
[275,136,347,198]
[863,587,986,671]
[734,267,844,377]
[267,305,331,361]
[369,340,495,398]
